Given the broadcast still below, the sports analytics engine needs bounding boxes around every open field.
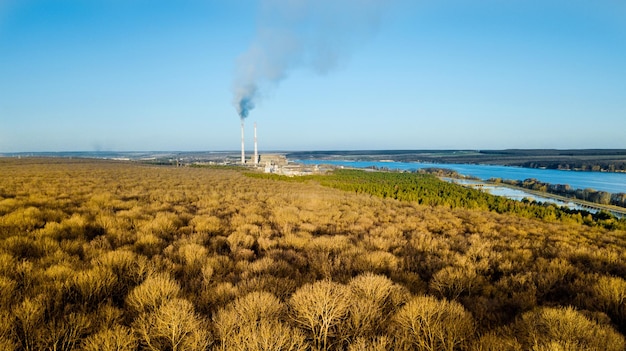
[1,158,625,350]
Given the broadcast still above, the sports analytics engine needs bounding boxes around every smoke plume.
[233,0,389,119]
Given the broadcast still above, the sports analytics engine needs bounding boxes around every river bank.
[445,178,626,219]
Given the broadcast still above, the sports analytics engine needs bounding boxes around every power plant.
[162,121,320,175]
[240,120,245,164]
[240,121,260,165]
[254,122,258,165]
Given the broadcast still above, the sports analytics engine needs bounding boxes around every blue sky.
[1,0,625,152]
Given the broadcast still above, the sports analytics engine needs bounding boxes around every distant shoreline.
[3,149,626,174]
[287,149,626,173]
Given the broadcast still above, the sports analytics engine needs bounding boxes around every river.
[294,159,626,194]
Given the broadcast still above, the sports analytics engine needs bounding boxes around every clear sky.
[1,0,625,152]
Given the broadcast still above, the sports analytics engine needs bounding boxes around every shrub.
[0,276,16,308]
[0,253,16,277]
[94,249,149,287]
[305,236,354,280]
[199,282,238,313]
[347,336,391,351]
[41,312,92,351]
[177,242,208,267]
[345,273,408,339]
[390,295,475,351]
[533,257,576,301]
[0,198,19,216]
[209,236,231,255]
[92,303,125,330]
[4,236,46,260]
[0,310,17,351]
[171,242,209,284]
[359,250,400,274]
[191,215,223,235]
[227,231,257,252]
[493,272,538,320]
[0,337,17,351]
[125,273,180,315]
[14,295,46,351]
[430,265,482,300]
[215,291,284,332]
[205,254,234,278]
[290,280,351,351]
[133,232,165,258]
[0,206,45,234]
[201,265,214,286]
[82,325,137,351]
[588,275,626,328]
[512,306,625,351]
[218,319,307,351]
[472,331,522,351]
[68,266,117,307]
[13,260,38,297]
[55,214,89,241]
[134,298,212,351]
[215,291,306,351]
[144,212,182,239]
[237,275,299,300]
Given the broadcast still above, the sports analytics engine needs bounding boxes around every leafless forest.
[0,158,625,350]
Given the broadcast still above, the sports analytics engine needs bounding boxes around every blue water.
[295,160,626,194]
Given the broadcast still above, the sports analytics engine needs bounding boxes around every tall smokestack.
[241,120,245,164]
[254,122,258,165]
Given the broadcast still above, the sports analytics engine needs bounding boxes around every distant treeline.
[491,178,626,208]
[479,149,626,157]
[480,148,626,171]
[516,161,626,172]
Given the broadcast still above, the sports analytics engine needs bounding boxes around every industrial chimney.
[241,120,245,164]
[254,122,258,165]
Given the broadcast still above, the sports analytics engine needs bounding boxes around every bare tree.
[345,273,408,340]
[390,295,475,351]
[82,325,137,351]
[125,273,180,315]
[290,280,351,351]
[513,306,625,351]
[215,291,307,351]
[134,298,212,351]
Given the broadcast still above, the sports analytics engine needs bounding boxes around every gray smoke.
[233,0,389,119]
